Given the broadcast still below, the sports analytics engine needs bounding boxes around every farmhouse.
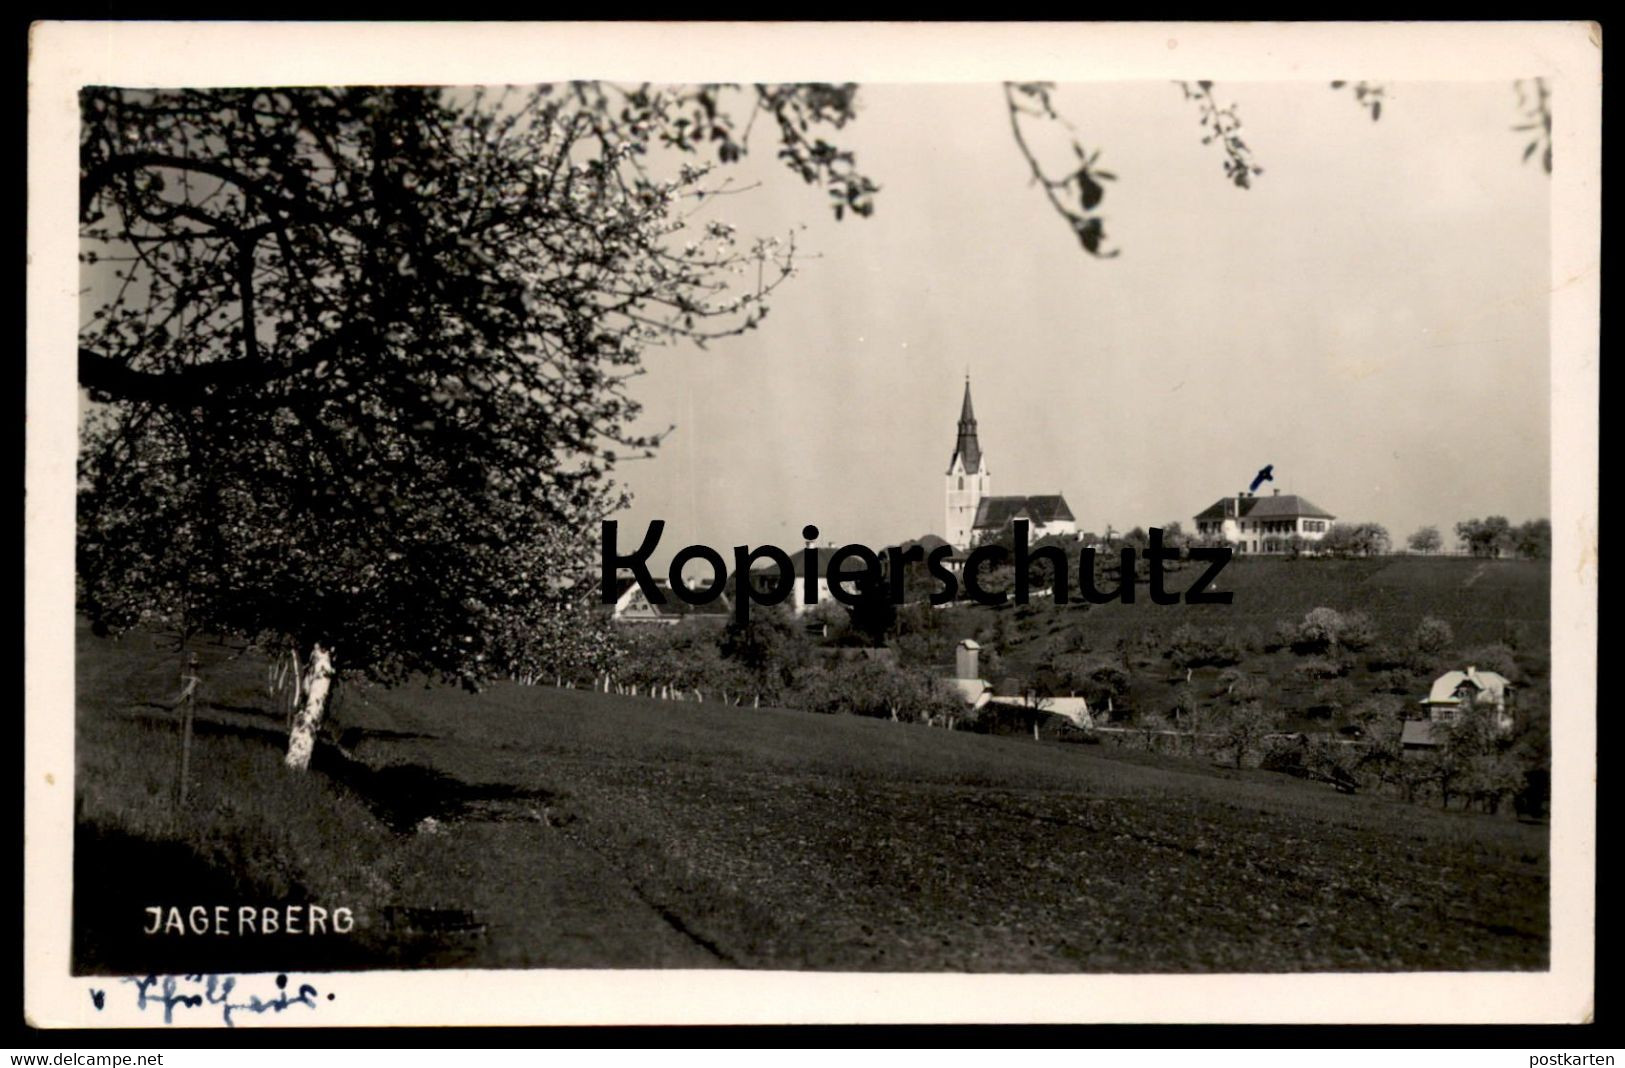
[1401,666,1516,750]
[747,543,877,616]
[945,377,1078,551]
[940,639,1092,732]
[1192,489,1335,554]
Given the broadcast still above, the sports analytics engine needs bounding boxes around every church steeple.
[945,375,988,552]
[948,376,983,475]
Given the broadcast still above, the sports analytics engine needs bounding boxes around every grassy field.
[75,616,1547,975]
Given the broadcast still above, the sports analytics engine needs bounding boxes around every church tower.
[945,377,989,551]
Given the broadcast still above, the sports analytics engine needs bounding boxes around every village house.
[939,639,1092,733]
[747,542,876,616]
[1192,489,1335,554]
[1401,666,1516,751]
[945,377,1079,552]
[607,574,732,625]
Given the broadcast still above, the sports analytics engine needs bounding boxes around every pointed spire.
[949,376,982,474]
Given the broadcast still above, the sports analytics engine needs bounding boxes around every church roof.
[947,379,983,474]
[973,494,1076,530]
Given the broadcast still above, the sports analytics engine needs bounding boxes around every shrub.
[1337,611,1378,652]
[1363,642,1409,672]
[1265,620,1300,653]
[1307,679,1355,717]
[1295,607,1346,653]
[1413,616,1455,656]
[1166,624,1244,670]
[1457,642,1521,683]
[1374,667,1422,695]
[1293,656,1349,681]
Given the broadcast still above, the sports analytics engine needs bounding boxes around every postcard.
[25,20,1599,1027]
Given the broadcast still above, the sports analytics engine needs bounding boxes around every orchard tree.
[1514,518,1552,560]
[1455,516,1514,558]
[1407,525,1443,554]
[1320,522,1391,557]
[77,85,841,767]
[1215,700,1281,769]
[1412,616,1456,658]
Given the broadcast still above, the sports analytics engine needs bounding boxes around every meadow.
[74,603,1548,976]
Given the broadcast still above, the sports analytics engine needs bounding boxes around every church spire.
[949,376,982,474]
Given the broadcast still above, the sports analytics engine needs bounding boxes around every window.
[958,477,963,490]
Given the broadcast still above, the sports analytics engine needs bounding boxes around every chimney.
[956,639,980,681]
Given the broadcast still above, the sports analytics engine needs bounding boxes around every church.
[944,378,1078,551]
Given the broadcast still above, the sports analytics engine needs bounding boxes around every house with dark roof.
[608,575,732,625]
[944,376,1078,550]
[1193,489,1335,554]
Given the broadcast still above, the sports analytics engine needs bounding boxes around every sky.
[608,81,1551,573]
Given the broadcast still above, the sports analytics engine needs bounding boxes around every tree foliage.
[1412,616,1456,657]
[1407,525,1443,554]
[77,85,845,685]
[1455,516,1514,558]
[1319,522,1391,557]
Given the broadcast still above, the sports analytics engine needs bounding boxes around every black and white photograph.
[26,21,1599,1027]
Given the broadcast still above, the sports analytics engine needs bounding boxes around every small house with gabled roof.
[608,575,732,625]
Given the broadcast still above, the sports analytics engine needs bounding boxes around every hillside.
[75,618,1546,976]
[945,554,1547,651]
[926,555,1549,724]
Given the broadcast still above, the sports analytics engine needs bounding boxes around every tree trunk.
[284,644,334,771]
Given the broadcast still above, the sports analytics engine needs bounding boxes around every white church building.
[945,378,1078,552]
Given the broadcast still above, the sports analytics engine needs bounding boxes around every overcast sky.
[609,80,1550,571]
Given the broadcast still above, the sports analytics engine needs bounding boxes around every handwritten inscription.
[119,973,330,1027]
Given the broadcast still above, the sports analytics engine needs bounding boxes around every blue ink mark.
[122,973,322,1028]
[90,988,105,1010]
[1249,464,1274,493]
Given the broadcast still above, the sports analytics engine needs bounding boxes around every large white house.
[1192,490,1335,554]
[747,544,873,616]
[1401,666,1516,750]
[945,378,1078,551]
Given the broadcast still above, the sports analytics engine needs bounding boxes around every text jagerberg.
[602,520,1233,623]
